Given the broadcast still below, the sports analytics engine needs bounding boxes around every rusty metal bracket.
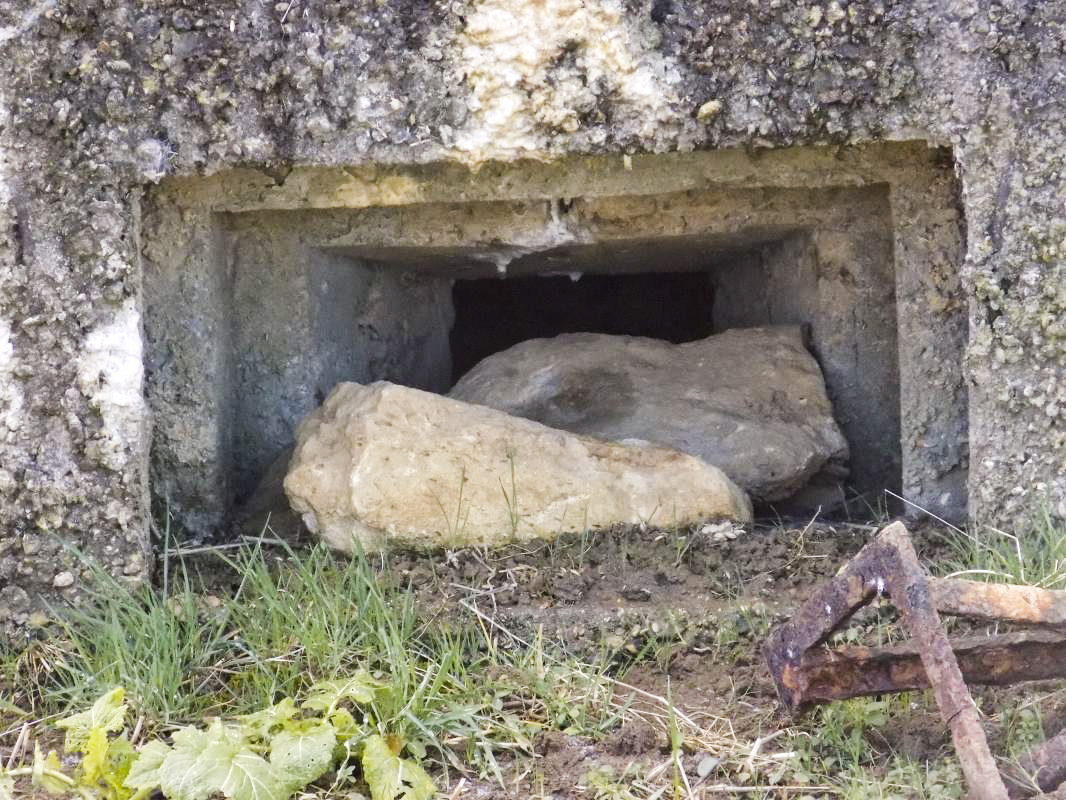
[765,521,1066,800]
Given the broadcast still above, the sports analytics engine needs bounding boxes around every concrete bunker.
[141,143,967,539]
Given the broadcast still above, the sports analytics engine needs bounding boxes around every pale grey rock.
[284,382,752,553]
[52,571,75,588]
[449,327,849,503]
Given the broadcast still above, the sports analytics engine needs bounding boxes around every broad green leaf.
[218,749,292,800]
[81,725,110,784]
[125,740,171,791]
[361,735,435,800]
[103,734,136,790]
[269,721,337,789]
[303,671,384,712]
[239,697,299,740]
[0,773,15,800]
[158,721,290,800]
[159,724,238,800]
[56,687,128,753]
[328,708,364,742]
[31,743,69,795]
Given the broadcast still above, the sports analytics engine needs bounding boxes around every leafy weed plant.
[3,541,626,797]
[1,683,436,800]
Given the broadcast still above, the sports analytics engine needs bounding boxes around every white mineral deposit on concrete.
[0,0,57,44]
[0,91,23,439]
[0,319,24,435]
[455,0,680,160]
[76,298,147,471]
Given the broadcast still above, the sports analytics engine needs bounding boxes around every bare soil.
[10,517,1062,798]
[376,518,1065,798]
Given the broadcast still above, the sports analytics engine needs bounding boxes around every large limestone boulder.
[449,327,849,503]
[284,382,752,553]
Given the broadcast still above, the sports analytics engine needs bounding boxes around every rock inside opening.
[143,146,967,539]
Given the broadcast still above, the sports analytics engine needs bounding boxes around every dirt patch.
[371,518,1061,798]
[387,518,873,652]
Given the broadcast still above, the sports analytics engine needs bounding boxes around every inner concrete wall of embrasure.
[710,220,901,498]
[229,229,454,498]
[141,143,966,539]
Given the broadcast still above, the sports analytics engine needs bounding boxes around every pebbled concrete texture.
[0,1,1063,641]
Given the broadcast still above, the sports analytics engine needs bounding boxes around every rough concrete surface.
[0,0,1063,640]
[449,327,849,503]
[284,381,753,552]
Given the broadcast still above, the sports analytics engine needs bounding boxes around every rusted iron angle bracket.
[765,521,1066,800]
[794,630,1066,705]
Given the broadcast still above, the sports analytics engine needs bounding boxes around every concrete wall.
[0,0,1063,641]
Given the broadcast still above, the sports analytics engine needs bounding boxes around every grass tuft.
[3,540,626,785]
[934,507,1066,588]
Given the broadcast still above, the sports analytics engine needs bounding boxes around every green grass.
[934,506,1066,588]
[1,540,627,786]
[785,694,966,800]
[5,513,1065,798]
[2,563,222,724]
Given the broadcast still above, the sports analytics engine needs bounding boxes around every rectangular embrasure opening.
[142,144,967,539]
[450,271,718,383]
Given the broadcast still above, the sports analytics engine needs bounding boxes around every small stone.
[696,99,722,121]
[702,521,742,543]
[305,113,334,139]
[134,139,167,182]
[171,9,193,29]
[28,611,50,627]
[52,571,75,588]
[700,521,731,536]
[240,137,271,160]
[697,755,721,778]
[122,559,144,576]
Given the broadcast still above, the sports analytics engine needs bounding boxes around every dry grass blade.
[3,723,29,770]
